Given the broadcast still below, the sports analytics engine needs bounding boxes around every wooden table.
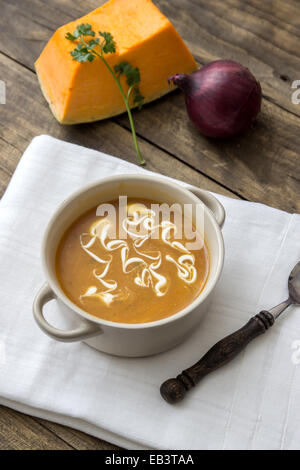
[0,0,299,450]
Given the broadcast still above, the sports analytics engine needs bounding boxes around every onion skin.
[169,60,262,139]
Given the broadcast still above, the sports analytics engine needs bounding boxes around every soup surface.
[56,198,209,323]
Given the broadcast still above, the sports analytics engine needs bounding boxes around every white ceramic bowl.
[33,174,225,357]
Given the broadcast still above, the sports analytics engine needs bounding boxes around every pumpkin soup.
[56,198,209,323]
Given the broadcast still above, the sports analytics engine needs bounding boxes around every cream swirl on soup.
[79,203,198,304]
[56,198,209,324]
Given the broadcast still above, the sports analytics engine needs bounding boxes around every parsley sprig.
[66,24,145,165]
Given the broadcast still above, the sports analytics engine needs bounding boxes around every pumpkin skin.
[35,0,197,124]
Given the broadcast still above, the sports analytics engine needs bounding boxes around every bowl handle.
[33,283,102,342]
[185,185,226,228]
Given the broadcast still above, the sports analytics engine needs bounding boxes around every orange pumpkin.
[35,0,197,124]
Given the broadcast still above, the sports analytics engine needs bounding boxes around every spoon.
[160,261,300,404]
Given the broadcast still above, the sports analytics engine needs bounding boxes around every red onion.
[169,60,262,139]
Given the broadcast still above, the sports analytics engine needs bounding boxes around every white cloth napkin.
[0,135,299,450]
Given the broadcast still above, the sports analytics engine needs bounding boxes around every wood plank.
[0,406,117,450]
[35,418,119,450]
[0,50,236,451]
[0,0,299,116]
[0,0,298,212]
[155,0,300,116]
[0,0,299,450]
[117,87,300,213]
[0,0,102,70]
[0,406,72,450]
[0,51,237,199]
[0,140,20,197]
[244,0,300,33]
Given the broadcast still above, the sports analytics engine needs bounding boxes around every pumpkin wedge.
[35,0,197,124]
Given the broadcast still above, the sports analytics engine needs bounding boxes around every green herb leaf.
[88,38,100,48]
[65,32,76,42]
[65,26,145,164]
[114,62,140,86]
[114,62,144,108]
[99,32,116,54]
[70,45,95,62]
[133,87,144,109]
[65,24,95,45]
[75,23,95,38]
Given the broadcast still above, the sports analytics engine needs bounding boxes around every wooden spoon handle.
[160,310,274,404]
